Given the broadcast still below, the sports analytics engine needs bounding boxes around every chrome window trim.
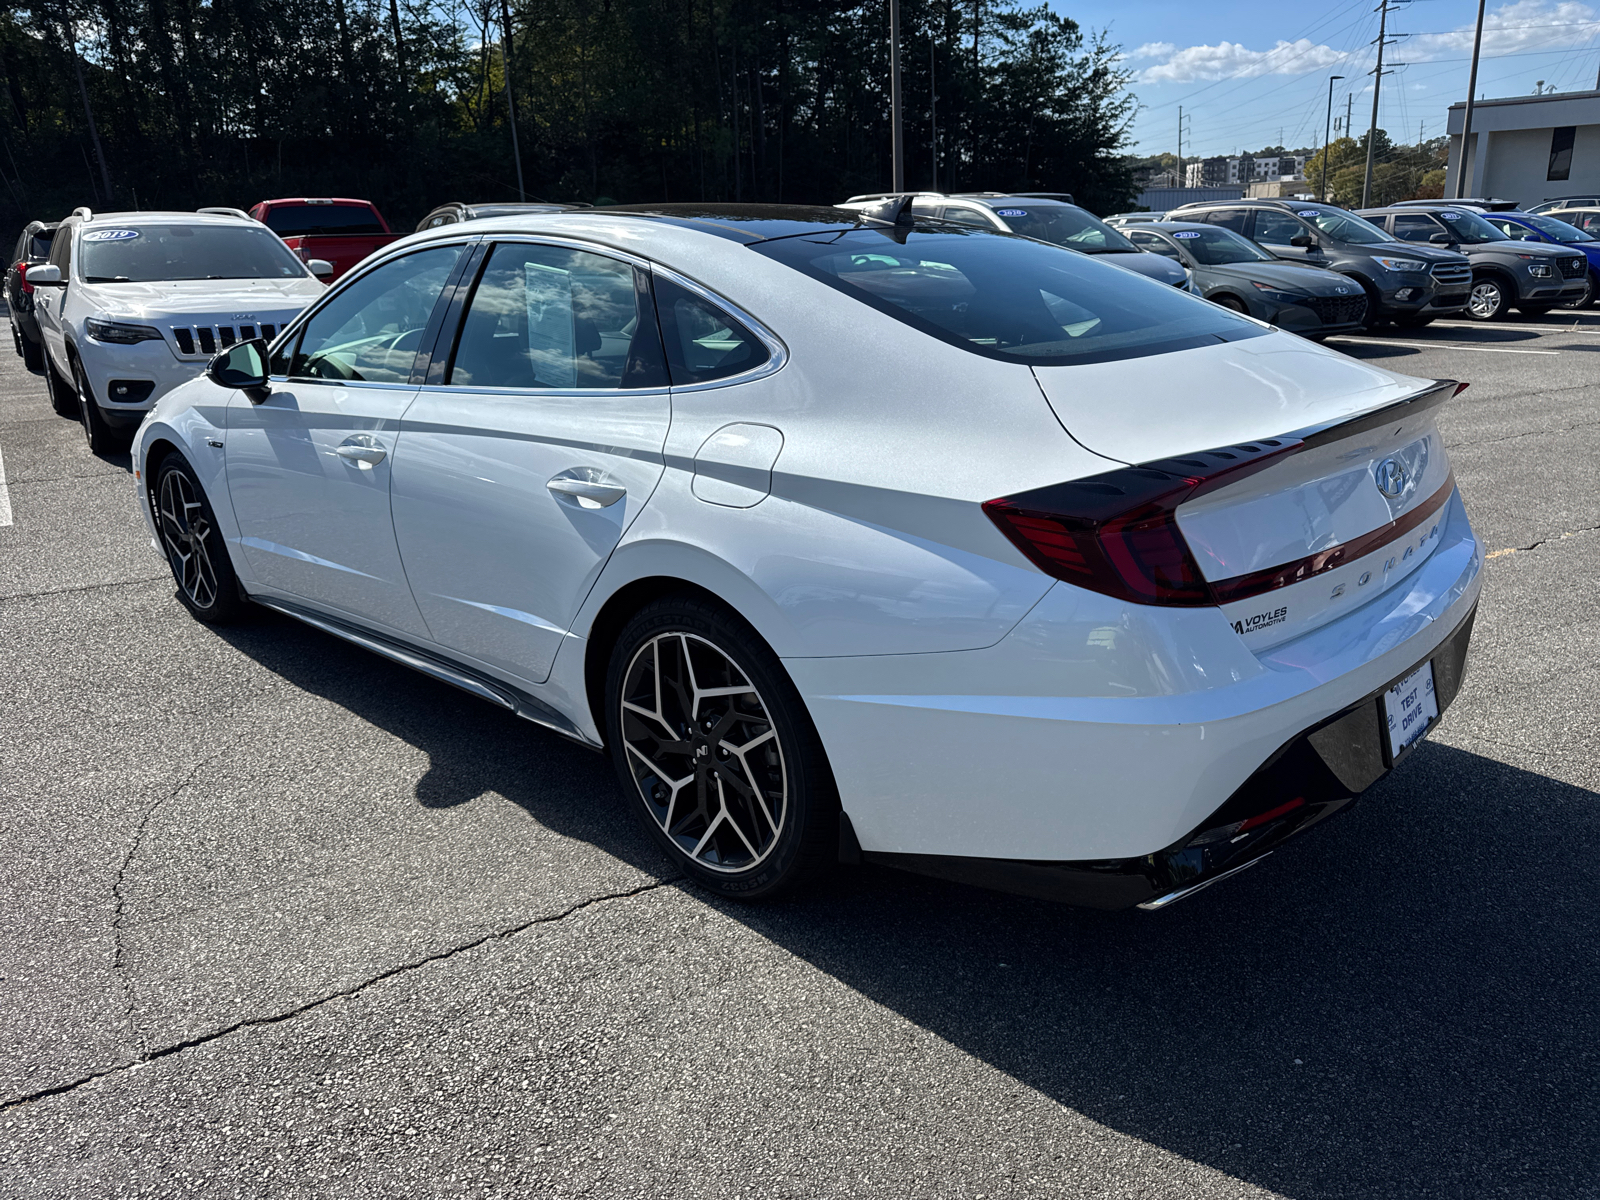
[267,236,482,383]
[648,263,789,392]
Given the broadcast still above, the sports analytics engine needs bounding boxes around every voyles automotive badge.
[1375,458,1407,498]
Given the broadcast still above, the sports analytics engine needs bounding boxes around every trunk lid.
[1031,336,1459,649]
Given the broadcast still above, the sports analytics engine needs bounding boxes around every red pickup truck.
[248,197,404,281]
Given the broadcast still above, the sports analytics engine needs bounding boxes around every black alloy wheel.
[72,359,126,454]
[42,355,77,418]
[153,453,248,623]
[605,595,836,899]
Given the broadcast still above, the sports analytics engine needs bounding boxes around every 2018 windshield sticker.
[83,229,140,241]
[1173,231,1201,238]
[1231,605,1289,636]
[996,209,1027,216]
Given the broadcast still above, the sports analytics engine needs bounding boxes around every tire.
[152,452,250,624]
[72,358,129,454]
[1212,295,1247,313]
[21,334,42,372]
[1394,315,1434,328]
[1564,271,1597,310]
[1467,277,1511,321]
[1518,304,1554,318]
[43,354,78,418]
[605,594,836,900]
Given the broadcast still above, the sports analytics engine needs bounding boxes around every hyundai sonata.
[132,201,1481,910]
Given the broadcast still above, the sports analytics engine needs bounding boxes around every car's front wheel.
[42,355,77,418]
[1467,277,1511,320]
[153,452,249,624]
[1563,271,1597,310]
[72,359,128,454]
[605,595,836,899]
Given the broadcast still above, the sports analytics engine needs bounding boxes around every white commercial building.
[1445,89,1600,205]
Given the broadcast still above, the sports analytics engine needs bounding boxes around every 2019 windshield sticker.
[1297,210,1320,217]
[995,209,1027,216]
[1231,605,1289,636]
[83,229,140,242]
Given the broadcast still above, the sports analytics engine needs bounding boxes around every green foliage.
[0,0,1139,230]
[1305,130,1450,207]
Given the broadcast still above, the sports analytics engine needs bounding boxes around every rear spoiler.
[1288,379,1463,451]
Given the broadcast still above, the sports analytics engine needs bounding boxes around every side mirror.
[1428,231,1454,245]
[28,263,61,285]
[207,338,272,403]
[1289,233,1317,248]
[306,259,334,278]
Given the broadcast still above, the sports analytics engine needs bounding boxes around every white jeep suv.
[30,208,328,452]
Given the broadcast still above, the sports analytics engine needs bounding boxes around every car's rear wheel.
[1212,295,1247,314]
[72,359,128,454]
[605,595,836,900]
[43,355,77,418]
[1467,278,1511,320]
[153,452,249,624]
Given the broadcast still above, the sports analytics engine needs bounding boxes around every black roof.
[596,203,862,243]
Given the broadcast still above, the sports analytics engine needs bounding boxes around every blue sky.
[1052,0,1600,157]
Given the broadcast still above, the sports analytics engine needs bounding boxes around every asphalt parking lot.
[2,312,1597,1199]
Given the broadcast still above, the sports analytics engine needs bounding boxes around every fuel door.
[691,423,784,508]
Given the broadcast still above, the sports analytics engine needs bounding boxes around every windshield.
[261,204,385,237]
[1165,226,1275,265]
[79,224,310,282]
[752,225,1263,366]
[989,204,1140,253]
[1432,209,1509,243]
[1521,213,1594,243]
[1293,205,1392,245]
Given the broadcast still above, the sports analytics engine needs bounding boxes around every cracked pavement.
[1,314,1597,1198]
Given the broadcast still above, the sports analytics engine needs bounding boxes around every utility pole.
[929,38,937,190]
[1177,106,1190,187]
[1455,0,1485,198]
[500,0,525,200]
[890,0,904,191]
[1323,74,1344,201]
[65,19,112,205]
[1346,92,1354,142]
[1362,0,1401,208]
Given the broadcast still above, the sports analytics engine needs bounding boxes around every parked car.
[1390,197,1518,212]
[1104,212,1168,227]
[1479,210,1600,308]
[415,200,590,232]
[133,203,1481,912]
[1167,199,1471,327]
[6,219,57,371]
[840,192,1195,291]
[249,197,403,281]
[1534,205,1600,236]
[1358,203,1588,320]
[29,207,328,452]
[1126,222,1367,338]
[1527,195,1600,215]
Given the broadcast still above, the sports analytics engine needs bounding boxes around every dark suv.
[1166,199,1471,327]
[1358,203,1589,320]
[6,220,57,372]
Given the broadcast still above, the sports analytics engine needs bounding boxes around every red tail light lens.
[17,261,31,295]
[984,440,1302,607]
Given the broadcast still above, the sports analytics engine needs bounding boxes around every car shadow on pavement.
[216,610,1596,1197]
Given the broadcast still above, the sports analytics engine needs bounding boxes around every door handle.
[335,435,386,467]
[547,473,626,508]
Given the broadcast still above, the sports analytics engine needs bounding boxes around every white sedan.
[132,203,1483,910]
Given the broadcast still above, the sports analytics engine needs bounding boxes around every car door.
[34,222,71,365]
[1252,209,1318,259]
[1391,213,1450,246]
[225,242,469,637]
[388,239,672,685]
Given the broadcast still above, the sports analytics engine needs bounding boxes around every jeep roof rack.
[70,206,93,222]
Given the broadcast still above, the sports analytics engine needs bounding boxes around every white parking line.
[1328,337,1560,355]
[0,442,11,526]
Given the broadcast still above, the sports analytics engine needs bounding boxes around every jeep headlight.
[86,318,165,344]
[1372,256,1426,273]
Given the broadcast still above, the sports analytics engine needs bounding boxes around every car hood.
[82,277,324,321]
[1093,249,1188,287]
[1032,330,1423,464]
[1468,240,1578,259]
[1366,241,1467,264]
[1204,261,1362,293]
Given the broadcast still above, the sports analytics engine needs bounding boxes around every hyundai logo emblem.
[1375,459,1407,498]
[1335,286,1349,294]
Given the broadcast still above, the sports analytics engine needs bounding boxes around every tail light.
[983,440,1301,607]
[17,261,31,294]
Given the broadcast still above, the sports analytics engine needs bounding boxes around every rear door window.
[1202,209,1250,234]
[447,243,666,389]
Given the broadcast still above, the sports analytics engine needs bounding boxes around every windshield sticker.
[1172,231,1201,238]
[82,228,140,241]
[995,209,1027,216]
[1440,211,1461,219]
[1297,210,1320,217]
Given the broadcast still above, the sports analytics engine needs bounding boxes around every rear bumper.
[862,601,1477,910]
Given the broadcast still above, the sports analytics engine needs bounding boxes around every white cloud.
[1134,1,1599,86]
[1137,38,1347,84]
